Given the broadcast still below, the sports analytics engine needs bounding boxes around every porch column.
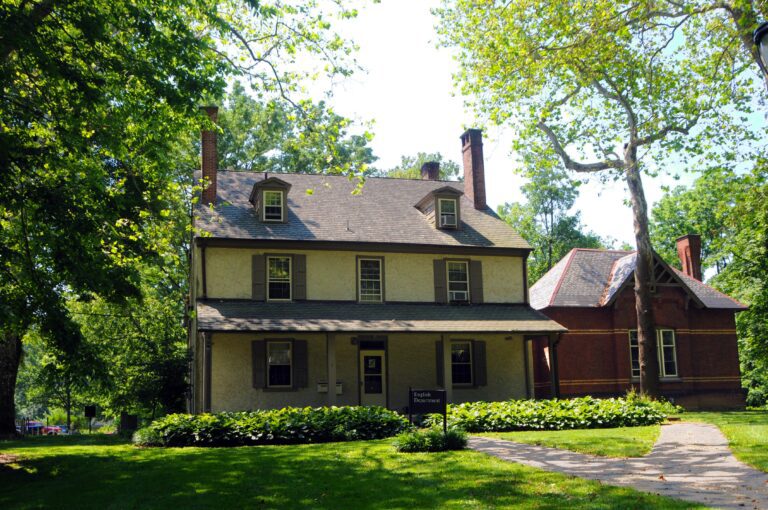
[326,333,337,406]
[442,335,453,403]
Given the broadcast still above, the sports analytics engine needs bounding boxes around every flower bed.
[134,406,409,447]
[426,395,680,432]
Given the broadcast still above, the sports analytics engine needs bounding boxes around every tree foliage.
[498,157,604,283]
[372,152,462,180]
[213,82,376,174]
[0,0,359,436]
[435,0,763,397]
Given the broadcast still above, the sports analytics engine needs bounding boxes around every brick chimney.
[201,106,218,205]
[421,161,440,180]
[676,234,702,281]
[461,128,486,210]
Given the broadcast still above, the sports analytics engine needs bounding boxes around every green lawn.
[0,435,699,509]
[479,425,660,458]
[681,411,768,472]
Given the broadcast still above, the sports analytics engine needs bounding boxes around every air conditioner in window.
[441,214,456,227]
[449,291,468,303]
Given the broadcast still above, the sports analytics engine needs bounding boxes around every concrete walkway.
[470,422,768,509]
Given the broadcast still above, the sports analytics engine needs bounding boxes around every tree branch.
[537,121,624,172]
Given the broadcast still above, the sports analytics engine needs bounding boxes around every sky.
[310,0,737,248]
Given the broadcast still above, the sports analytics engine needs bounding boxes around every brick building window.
[629,329,678,378]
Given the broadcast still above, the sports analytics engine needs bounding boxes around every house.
[187,107,566,413]
[529,240,746,409]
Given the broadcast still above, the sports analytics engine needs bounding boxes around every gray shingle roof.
[197,300,566,333]
[194,171,530,250]
[529,249,746,310]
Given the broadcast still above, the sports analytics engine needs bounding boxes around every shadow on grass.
[0,436,697,509]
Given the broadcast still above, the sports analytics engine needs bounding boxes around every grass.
[680,410,768,472]
[0,434,699,509]
[479,425,660,458]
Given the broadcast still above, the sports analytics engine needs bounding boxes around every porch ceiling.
[196,300,567,334]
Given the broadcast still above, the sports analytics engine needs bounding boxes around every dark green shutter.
[293,340,308,388]
[293,255,307,300]
[469,260,484,304]
[472,340,487,387]
[252,254,265,301]
[434,259,447,304]
[252,340,266,389]
[436,340,444,386]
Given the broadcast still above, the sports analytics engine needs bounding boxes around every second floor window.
[447,261,469,303]
[438,198,457,228]
[629,329,678,378]
[267,256,291,301]
[263,190,283,221]
[358,258,383,302]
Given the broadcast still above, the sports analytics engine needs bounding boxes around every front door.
[360,350,387,407]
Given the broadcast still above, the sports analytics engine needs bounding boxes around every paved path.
[470,422,768,509]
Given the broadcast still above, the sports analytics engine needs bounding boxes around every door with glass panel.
[359,350,387,407]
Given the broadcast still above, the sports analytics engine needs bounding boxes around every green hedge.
[394,428,468,453]
[133,406,409,447]
[426,395,680,432]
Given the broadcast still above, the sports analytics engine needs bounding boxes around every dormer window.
[438,198,457,228]
[263,190,284,222]
[249,175,291,224]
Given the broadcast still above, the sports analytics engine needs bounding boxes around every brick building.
[529,236,746,409]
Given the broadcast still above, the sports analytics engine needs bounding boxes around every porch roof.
[196,300,567,334]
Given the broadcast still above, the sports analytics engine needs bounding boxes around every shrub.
[133,406,409,447]
[394,428,467,453]
[426,395,682,433]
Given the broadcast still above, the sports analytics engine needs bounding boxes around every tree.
[650,162,768,405]
[372,152,462,180]
[499,148,605,282]
[436,0,761,396]
[0,0,359,437]
[212,82,376,174]
[651,168,741,274]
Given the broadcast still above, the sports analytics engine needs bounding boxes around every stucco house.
[529,238,746,408]
[188,107,565,413]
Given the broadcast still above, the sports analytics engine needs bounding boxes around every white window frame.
[446,261,470,303]
[263,190,284,222]
[438,198,457,228]
[358,258,383,303]
[266,340,292,388]
[267,256,292,301]
[451,341,473,386]
[629,329,678,379]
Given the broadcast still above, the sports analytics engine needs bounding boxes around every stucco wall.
[198,246,525,303]
[209,332,528,412]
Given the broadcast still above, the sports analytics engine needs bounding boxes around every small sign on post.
[408,388,448,433]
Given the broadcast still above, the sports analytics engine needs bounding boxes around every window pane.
[629,331,639,378]
[452,364,472,385]
[269,257,290,279]
[451,343,471,363]
[268,342,291,364]
[451,343,472,384]
[269,365,291,386]
[447,262,467,281]
[359,259,382,302]
[440,199,456,214]
[658,330,677,377]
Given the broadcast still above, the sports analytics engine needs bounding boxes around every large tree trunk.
[624,148,660,398]
[0,331,23,438]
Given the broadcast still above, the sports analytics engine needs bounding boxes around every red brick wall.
[533,284,744,409]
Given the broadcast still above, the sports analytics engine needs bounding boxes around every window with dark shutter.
[472,340,487,387]
[252,340,266,389]
[292,340,308,388]
[435,340,444,386]
[293,255,307,300]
